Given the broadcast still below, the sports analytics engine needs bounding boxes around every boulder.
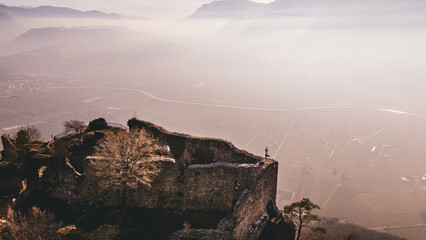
[85,118,108,132]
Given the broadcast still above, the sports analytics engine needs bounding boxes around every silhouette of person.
[265,147,270,159]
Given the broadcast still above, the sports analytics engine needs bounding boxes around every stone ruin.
[0,118,282,240]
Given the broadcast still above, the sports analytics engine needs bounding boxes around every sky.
[0,0,275,19]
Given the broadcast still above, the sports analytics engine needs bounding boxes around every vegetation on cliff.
[283,198,325,240]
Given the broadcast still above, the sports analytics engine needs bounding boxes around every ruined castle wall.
[2,119,279,239]
[127,119,279,237]
[79,157,179,209]
[129,159,179,209]
[81,157,265,217]
[183,163,260,212]
[232,160,278,240]
[127,119,263,166]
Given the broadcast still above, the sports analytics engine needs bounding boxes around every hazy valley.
[1,1,426,239]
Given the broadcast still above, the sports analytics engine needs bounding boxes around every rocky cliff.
[0,118,289,240]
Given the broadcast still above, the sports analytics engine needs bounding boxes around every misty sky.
[0,0,274,19]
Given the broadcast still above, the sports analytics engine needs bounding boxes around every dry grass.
[0,206,62,240]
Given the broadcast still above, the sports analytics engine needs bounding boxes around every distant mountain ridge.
[189,0,267,18]
[0,4,143,19]
[189,0,426,19]
[2,26,133,56]
[12,26,131,44]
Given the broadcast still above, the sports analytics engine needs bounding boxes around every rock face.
[1,134,18,161]
[0,118,280,240]
[126,118,278,239]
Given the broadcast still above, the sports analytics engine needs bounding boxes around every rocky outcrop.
[85,118,109,132]
[0,118,282,240]
[15,130,30,145]
[1,134,18,161]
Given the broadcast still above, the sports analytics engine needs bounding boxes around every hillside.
[0,26,135,57]
[310,218,407,240]
[189,0,267,18]
[11,26,132,47]
[0,4,142,19]
[0,11,25,45]
[189,0,426,18]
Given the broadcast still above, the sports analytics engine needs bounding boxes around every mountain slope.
[189,0,426,18]
[1,26,133,56]
[0,4,142,19]
[0,11,26,45]
[189,0,268,19]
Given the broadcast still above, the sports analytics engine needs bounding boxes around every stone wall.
[232,161,278,240]
[184,162,259,212]
[126,118,279,239]
[127,118,263,166]
[1,118,279,240]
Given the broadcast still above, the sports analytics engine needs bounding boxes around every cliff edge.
[0,118,285,240]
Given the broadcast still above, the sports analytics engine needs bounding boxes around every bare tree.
[13,125,41,141]
[63,120,87,135]
[283,198,326,240]
[91,130,161,203]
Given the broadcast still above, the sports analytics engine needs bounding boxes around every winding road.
[114,87,426,118]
